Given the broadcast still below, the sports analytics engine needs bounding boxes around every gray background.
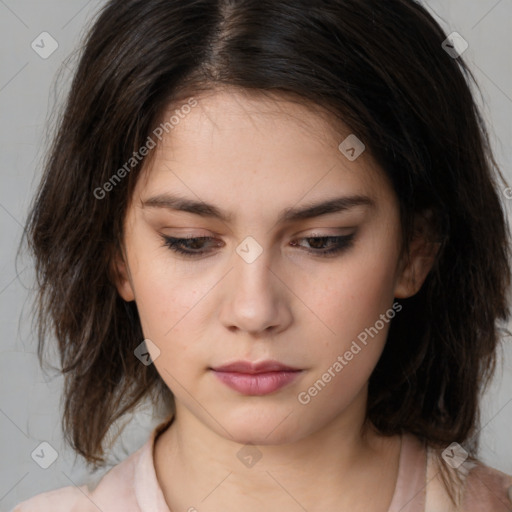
[0,1,511,510]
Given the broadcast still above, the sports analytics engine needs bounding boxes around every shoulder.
[425,445,512,512]
[10,441,147,512]
[461,458,512,511]
[9,484,95,512]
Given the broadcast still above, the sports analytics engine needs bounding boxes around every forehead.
[134,87,391,214]
[157,87,352,155]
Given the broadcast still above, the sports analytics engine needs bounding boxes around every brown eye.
[161,236,221,257]
[290,234,356,257]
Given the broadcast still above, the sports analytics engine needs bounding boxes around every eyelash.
[160,233,356,258]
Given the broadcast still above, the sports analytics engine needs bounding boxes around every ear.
[394,209,441,299]
[110,246,136,302]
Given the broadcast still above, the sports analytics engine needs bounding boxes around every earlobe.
[393,248,439,298]
[111,249,136,302]
[394,211,441,299]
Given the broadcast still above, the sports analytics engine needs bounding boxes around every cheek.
[129,251,216,377]
[134,274,201,385]
[128,234,199,335]
[126,262,177,353]
[297,258,397,412]
[297,231,399,381]
[309,242,397,333]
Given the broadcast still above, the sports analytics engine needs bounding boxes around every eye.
[290,234,356,257]
[160,236,220,257]
[160,233,356,259]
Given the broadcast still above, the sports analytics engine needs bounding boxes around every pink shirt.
[11,417,512,512]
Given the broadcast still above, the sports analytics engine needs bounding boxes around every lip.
[210,360,303,396]
[212,370,302,395]
[211,360,301,374]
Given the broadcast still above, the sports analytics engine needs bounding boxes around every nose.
[218,244,292,336]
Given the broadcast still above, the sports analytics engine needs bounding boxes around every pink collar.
[133,418,426,512]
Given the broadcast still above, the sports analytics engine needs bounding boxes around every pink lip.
[211,360,300,374]
[210,360,303,396]
[212,370,302,395]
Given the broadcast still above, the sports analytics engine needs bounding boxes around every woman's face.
[115,88,425,445]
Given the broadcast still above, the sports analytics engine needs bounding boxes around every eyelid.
[157,228,357,247]
[159,231,357,259]
[160,226,355,237]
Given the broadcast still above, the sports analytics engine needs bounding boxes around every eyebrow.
[141,193,375,224]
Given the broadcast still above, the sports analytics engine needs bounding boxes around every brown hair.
[21,0,511,505]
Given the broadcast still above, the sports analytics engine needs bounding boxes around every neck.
[154,386,402,511]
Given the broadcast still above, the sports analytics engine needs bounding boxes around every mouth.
[210,360,303,395]
[211,359,301,374]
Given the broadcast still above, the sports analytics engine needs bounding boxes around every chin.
[217,411,307,446]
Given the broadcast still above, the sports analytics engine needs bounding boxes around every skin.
[114,86,438,512]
